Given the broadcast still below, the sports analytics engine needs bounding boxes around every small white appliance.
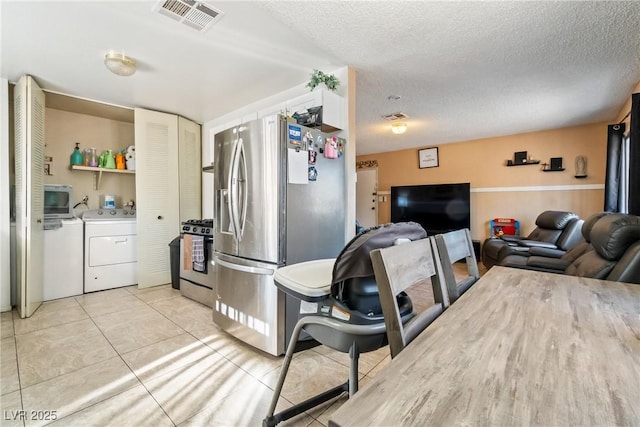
[83,209,137,292]
[44,184,74,219]
[43,217,84,300]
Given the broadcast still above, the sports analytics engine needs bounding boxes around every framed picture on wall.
[418,147,439,169]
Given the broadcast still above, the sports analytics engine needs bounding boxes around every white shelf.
[71,165,135,189]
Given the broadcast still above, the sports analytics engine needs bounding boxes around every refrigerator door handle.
[237,138,249,238]
[229,137,242,241]
[215,257,275,276]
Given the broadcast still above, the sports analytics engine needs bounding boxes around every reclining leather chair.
[482,210,583,269]
[565,213,640,283]
[500,213,640,284]
[499,212,611,273]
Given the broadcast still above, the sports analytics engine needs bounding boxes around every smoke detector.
[154,0,224,33]
[382,112,409,121]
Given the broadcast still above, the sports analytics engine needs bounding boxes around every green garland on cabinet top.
[306,69,340,92]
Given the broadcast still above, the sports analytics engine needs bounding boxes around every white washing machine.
[44,217,84,300]
[83,209,137,293]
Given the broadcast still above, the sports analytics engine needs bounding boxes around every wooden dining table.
[329,266,640,426]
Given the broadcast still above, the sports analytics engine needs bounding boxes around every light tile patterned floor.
[0,262,483,427]
[0,285,391,427]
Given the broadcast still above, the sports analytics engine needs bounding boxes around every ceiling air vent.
[154,0,224,33]
[382,112,409,121]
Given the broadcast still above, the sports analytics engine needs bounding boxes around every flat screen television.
[390,183,470,235]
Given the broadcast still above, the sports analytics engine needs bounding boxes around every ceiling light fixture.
[391,123,407,134]
[104,51,137,76]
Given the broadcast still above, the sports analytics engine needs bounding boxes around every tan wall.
[357,122,608,241]
[44,109,135,212]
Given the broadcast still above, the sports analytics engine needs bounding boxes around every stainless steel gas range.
[179,219,215,307]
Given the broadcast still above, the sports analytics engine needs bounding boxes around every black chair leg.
[263,318,357,427]
[348,342,359,397]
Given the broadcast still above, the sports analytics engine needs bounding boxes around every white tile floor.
[0,261,483,427]
[0,285,393,427]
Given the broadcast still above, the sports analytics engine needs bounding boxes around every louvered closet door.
[134,108,179,288]
[178,116,201,221]
[14,75,45,317]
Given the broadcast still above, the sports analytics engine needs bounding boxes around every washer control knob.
[97,210,103,215]
[110,210,116,215]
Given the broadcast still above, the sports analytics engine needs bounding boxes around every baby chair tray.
[274,258,389,353]
[273,259,334,302]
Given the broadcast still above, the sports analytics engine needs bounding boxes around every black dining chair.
[370,237,449,359]
[434,228,480,304]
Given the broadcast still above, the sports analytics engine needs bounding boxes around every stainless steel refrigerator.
[213,114,346,356]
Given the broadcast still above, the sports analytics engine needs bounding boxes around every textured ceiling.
[2,1,639,155]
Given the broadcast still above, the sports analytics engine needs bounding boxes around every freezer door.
[212,253,284,356]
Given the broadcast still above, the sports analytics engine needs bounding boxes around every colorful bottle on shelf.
[104,150,116,169]
[115,151,126,170]
[84,148,97,167]
[70,142,83,165]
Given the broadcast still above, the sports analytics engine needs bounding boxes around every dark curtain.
[629,93,640,215]
[604,123,625,212]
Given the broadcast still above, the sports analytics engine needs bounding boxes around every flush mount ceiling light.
[104,51,136,76]
[391,123,407,134]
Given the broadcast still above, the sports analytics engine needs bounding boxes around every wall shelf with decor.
[71,165,134,190]
[506,160,540,167]
[542,168,565,172]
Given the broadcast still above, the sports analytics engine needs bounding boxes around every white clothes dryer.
[83,209,137,292]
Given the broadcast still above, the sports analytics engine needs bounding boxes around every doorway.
[356,168,378,228]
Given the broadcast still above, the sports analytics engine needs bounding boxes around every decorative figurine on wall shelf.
[575,155,588,178]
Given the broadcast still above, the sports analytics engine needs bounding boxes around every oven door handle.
[215,258,275,276]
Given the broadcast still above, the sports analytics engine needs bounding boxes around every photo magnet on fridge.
[288,124,302,145]
[308,166,318,181]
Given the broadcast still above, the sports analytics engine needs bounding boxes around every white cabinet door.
[287,91,321,116]
[14,75,45,317]
[257,103,286,119]
[178,116,201,222]
[242,112,258,123]
[287,89,344,131]
[134,108,179,288]
[320,90,344,131]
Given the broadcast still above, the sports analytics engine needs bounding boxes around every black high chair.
[263,222,427,427]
